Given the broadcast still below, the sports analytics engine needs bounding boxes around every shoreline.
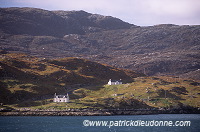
[1,109,200,116]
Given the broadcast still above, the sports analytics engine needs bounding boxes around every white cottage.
[108,79,122,85]
[53,93,69,103]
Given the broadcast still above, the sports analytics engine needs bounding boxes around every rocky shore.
[1,108,200,116]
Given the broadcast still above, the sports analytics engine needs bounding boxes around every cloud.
[1,0,200,26]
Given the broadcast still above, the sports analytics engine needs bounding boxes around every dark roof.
[56,95,67,98]
[110,80,122,82]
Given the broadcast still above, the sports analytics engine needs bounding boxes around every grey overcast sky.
[1,0,200,26]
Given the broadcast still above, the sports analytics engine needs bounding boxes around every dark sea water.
[0,114,199,132]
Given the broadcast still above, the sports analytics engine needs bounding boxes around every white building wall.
[108,79,122,85]
[66,97,69,102]
[53,94,69,102]
[108,80,112,85]
[54,98,66,102]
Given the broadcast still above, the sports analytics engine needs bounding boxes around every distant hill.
[0,7,134,37]
[0,7,200,80]
[0,53,143,104]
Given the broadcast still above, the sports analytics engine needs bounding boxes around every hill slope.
[0,53,143,105]
[70,76,200,109]
[0,7,200,79]
[0,53,199,109]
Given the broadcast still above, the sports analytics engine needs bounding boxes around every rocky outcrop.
[1,108,200,116]
[0,111,112,116]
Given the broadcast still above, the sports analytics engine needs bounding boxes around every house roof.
[55,95,68,98]
[109,79,122,82]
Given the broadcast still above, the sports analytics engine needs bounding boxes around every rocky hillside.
[0,7,200,79]
[0,53,143,104]
[0,7,134,36]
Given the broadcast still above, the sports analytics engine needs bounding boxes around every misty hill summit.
[0,7,200,80]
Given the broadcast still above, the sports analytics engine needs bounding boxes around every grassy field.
[1,53,199,110]
[4,76,199,110]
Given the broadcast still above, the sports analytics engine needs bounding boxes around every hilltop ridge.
[0,7,200,80]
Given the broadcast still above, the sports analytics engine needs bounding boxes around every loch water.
[0,114,199,132]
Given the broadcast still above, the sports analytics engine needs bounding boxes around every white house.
[108,79,122,85]
[53,93,69,103]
